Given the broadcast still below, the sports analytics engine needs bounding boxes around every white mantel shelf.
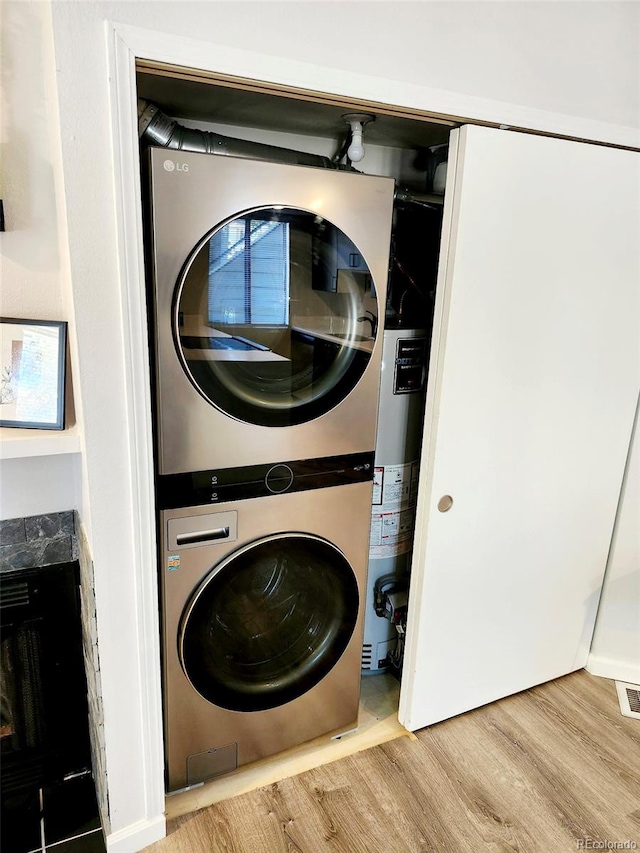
[0,426,82,459]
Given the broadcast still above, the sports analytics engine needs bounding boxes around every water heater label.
[372,462,416,510]
[394,337,427,394]
[370,460,420,557]
[372,468,384,504]
[369,508,416,557]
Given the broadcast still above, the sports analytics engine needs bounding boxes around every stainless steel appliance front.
[160,481,372,792]
[147,149,394,474]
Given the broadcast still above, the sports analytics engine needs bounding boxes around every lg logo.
[163,159,189,173]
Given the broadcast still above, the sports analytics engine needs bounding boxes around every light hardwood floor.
[145,671,640,852]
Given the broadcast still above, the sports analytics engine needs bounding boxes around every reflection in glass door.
[175,207,379,427]
[208,217,290,327]
[179,534,360,712]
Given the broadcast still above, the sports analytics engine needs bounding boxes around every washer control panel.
[157,452,374,510]
[265,465,295,494]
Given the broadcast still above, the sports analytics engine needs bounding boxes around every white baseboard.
[586,653,640,685]
[106,815,166,853]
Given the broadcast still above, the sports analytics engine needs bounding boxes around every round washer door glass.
[179,535,360,712]
[175,207,378,427]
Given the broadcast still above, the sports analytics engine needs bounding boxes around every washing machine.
[160,460,373,793]
[147,147,395,476]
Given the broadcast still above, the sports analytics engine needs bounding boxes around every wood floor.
[145,671,640,852]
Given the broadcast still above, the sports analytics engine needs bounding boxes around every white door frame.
[104,20,636,850]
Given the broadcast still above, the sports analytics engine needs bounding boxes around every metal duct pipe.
[394,187,442,209]
[138,100,334,169]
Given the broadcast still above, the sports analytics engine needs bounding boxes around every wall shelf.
[0,426,81,459]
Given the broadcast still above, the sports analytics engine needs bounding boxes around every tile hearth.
[1,774,105,853]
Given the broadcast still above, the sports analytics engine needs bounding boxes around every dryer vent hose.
[138,99,334,169]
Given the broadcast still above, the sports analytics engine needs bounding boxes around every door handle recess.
[176,527,230,546]
[437,495,454,513]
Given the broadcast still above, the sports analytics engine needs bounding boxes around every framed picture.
[0,318,67,430]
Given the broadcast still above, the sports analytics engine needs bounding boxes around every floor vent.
[615,681,640,720]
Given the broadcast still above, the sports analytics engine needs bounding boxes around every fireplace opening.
[0,562,91,795]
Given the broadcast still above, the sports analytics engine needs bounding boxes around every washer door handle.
[176,527,230,546]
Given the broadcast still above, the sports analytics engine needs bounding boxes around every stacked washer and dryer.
[146,148,395,792]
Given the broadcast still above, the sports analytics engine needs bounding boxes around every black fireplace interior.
[1,560,105,853]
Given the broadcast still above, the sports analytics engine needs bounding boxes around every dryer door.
[179,534,359,712]
[174,207,378,426]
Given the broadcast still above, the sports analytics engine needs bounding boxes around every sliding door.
[400,125,639,730]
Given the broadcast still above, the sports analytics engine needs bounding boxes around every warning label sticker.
[372,462,419,512]
[369,459,420,557]
[369,508,416,558]
[372,467,384,505]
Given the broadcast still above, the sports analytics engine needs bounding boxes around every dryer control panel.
[157,452,374,510]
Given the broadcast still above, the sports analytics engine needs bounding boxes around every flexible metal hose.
[138,99,334,169]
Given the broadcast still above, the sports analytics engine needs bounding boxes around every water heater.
[362,327,429,674]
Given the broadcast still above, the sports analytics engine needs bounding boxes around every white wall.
[0,453,81,518]
[0,0,89,525]
[7,2,636,849]
[0,0,63,319]
[60,1,640,132]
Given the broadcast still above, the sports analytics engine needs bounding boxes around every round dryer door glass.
[175,207,378,426]
[179,534,359,712]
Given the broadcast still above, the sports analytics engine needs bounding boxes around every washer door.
[175,206,378,427]
[179,534,360,712]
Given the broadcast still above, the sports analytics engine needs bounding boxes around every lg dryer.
[146,148,395,475]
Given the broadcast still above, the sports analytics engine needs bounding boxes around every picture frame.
[0,318,67,430]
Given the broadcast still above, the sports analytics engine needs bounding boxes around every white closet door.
[399,125,639,731]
